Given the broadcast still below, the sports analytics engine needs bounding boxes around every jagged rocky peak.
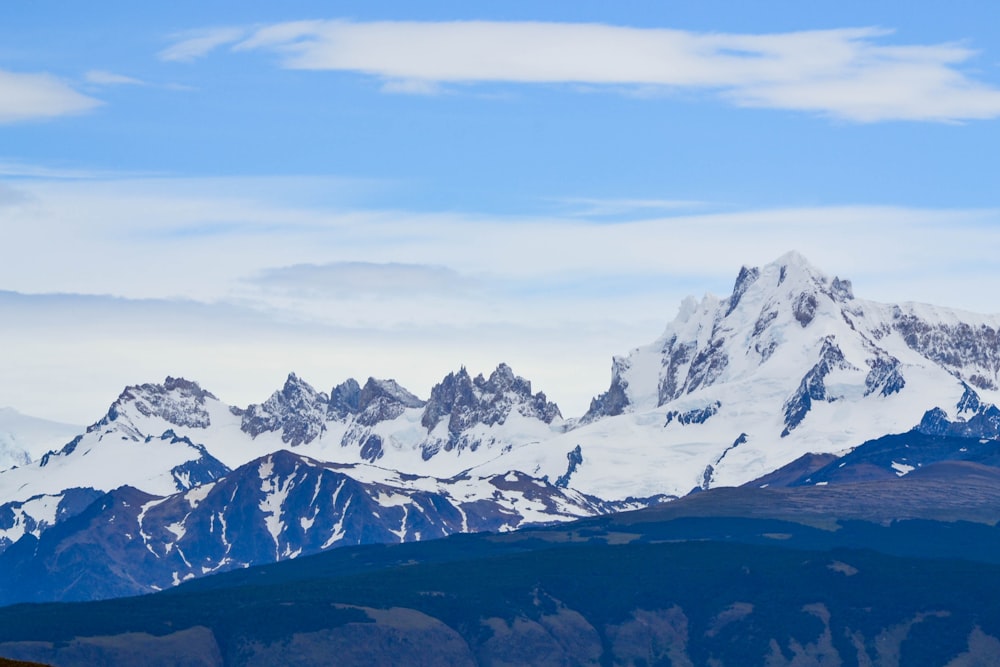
[584,252,867,420]
[360,378,425,410]
[583,356,631,423]
[102,376,216,429]
[238,373,328,446]
[726,264,761,315]
[421,367,475,431]
[355,378,425,426]
[328,378,362,420]
[327,377,424,426]
[273,373,329,410]
[737,251,855,318]
[421,363,561,434]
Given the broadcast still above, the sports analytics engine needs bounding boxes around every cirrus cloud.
[160,19,1000,123]
[84,70,145,87]
[159,26,250,63]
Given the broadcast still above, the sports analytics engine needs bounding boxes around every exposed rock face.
[683,338,729,395]
[957,382,984,415]
[420,364,561,455]
[792,291,818,327]
[584,358,631,421]
[104,377,215,429]
[327,379,362,421]
[555,445,583,488]
[918,405,1000,440]
[864,354,906,397]
[326,377,425,426]
[727,265,760,316]
[235,376,426,461]
[658,337,700,405]
[237,374,328,446]
[892,311,1000,390]
[354,379,425,427]
[701,433,748,490]
[665,401,721,427]
[782,338,855,436]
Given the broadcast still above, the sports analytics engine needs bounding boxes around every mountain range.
[2,251,999,606]
[1,461,999,666]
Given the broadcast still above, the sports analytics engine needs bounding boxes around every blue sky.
[2,2,1000,422]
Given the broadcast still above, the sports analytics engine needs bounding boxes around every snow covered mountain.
[2,251,999,600]
[0,365,570,553]
[0,449,611,604]
[470,251,1000,499]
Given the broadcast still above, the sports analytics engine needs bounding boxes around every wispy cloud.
[0,69,101,123]
[189,19,1000,122]
[5,172,1000,422]
[5,172,1000,315]
[159,26,248,62]
[84,70,145,86]
[249,262,476,298]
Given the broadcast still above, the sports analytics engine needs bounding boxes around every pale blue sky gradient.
[1,2,999,422]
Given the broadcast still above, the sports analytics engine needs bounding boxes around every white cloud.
[4,174,1000,312]
[0,69,101,123]
[84,70,145,86]
[222,20,1000,122]
[5,172,1000,421]
[379,78,442,95]
[0,289,653,426]
[159,26,248,62]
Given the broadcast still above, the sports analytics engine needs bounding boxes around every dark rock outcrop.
[665,401,722,427]
[237,374,328,446]
[422,364,560,438]
[782,338,855,436]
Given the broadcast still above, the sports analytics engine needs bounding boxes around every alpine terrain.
[2,251,999,606]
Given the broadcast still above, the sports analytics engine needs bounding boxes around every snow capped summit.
[482,252,1000,500]
[584,252,856,421]
[586,251,960,421]
[94,376,218,432]
[105,376,218,430]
